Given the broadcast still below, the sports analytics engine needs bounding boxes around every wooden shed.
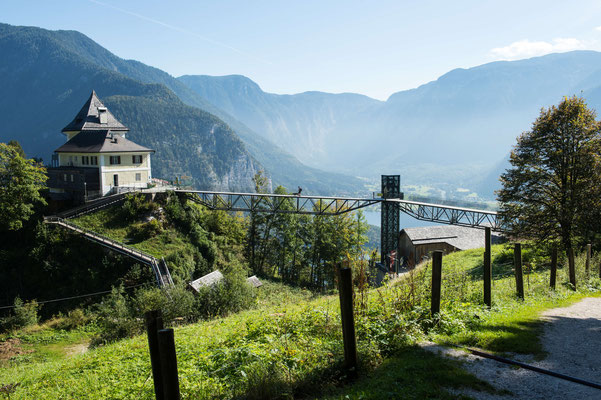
[399,225,502,267]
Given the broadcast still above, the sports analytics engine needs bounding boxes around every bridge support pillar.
[381,175,401,271]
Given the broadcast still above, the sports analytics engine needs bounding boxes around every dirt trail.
[424,297,601,399]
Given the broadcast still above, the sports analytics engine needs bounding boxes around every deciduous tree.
[0,142,48,231]
[497,96,601,250]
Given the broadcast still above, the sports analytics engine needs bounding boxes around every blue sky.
[3,0,601,100]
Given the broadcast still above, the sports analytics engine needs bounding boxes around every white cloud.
[595,26,601,31]
[489,38,586,60]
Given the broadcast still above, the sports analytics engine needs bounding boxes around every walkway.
[425,297,601,399]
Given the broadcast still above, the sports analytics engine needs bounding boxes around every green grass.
[320,346,498,400]
[73,207,194,259]
[2,244,599,399]
[415,245,601,356]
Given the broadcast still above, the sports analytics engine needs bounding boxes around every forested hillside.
[0,23,365,195]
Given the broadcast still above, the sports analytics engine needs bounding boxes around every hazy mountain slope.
[0,23,366,194]
[178,74,382,166]
[179,51,601,199]
[33,25,364,194]
[0,23,260,191]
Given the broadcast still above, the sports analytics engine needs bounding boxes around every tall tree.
[0,142,47,231]
[497,96,601,250]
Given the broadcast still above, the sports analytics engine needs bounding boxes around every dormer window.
[98,107,108,124]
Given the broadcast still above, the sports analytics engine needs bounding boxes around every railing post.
[158,328,180,400]
[568,247,576,289]
[431,251,442,316]
[145,310,165,400]
[337,266,358,377]
[514,243,524,300]
[483,227,492,307]
[550,247,557,290]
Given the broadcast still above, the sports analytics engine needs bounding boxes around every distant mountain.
[179,51,601,199]
[0,23,263,191]
[178,75,382,167]
[0,23,364,195]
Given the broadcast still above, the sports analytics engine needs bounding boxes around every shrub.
[92,286,140,345]
[134,285,196,322]
[121,193,158,221]
[195,273,256,318]
[0,297,39,331]
[55,308,90,330]
[128,219,162,241]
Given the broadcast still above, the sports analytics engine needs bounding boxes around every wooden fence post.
[586,244,591,277]
[431,251,443,316]
[568,248,576,289]
[514,243,524,300]
[483,227,492,307]
[550,247,557,290]
[158,329,180,400]
[145,310,164,400]
[338,266,358,377]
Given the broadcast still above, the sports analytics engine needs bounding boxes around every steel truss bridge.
[178,191,500,229]
[177,175,501,265]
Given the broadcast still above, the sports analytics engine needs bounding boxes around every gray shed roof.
[402,225,501,251]
[62,90,128,133]
[54,130,153,153]
[189,271,224,293]
[188,271,263,293]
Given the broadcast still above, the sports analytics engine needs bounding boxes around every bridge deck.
[178,189,501,230]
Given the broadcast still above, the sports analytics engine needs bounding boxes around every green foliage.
[55,308,90,331]
[133,285,196,322]
[194,274,256,319]
[0,298,39,332]
[498,96,601,250]
[0,143,47,231]
[92,287,140,345]
[127,219,162,241]
[245,186,369,289]
[121,193,158,222]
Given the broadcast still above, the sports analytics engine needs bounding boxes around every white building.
[48,91,154,200]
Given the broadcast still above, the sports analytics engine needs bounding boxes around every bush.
[134,285,196,322]
[55,308,90,330]
[0,297,39,331]
[121,193,158,221]
[195,273,256,318]
[128,219,162,241]
[92,287,140,345]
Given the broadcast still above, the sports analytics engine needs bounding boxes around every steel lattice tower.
[381,175,400,268]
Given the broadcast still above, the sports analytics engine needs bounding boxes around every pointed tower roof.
[62,90,129,133]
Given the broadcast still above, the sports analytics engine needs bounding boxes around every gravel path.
[423,297,601,399]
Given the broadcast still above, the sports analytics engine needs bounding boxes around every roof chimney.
[98,107,108,124]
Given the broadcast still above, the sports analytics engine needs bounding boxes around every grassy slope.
[2,241,599,399]
[73,206,195,259]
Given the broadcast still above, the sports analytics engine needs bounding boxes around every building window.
[68,156,74,166]
[135,173,141,182]
[91,156,98,165]
[70,174,74,182]
[110,156,121,165]
[82,156,89,165]
[63,173,67,182]
[132,155,143,164]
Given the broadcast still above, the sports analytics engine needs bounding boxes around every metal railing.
[44,216,171,287]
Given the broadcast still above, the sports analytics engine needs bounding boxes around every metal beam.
[179,190,380,215]
[176,190,501,230]
[386,198,501,230]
